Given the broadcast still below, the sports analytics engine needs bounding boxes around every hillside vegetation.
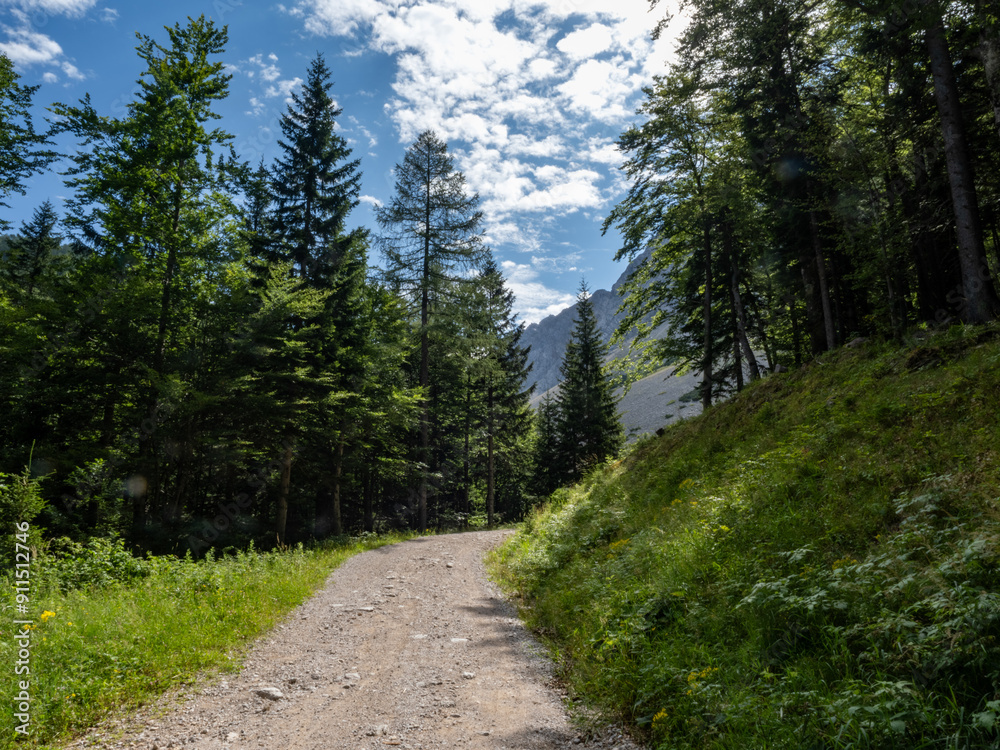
[492,326,1000,749]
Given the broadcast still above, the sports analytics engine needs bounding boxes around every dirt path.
[71,531,641,750]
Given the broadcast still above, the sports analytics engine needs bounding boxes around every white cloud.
[0,26,63,66]
[1,0,96,17]
[246,96,265,117]
[240,54,303,111]
[41,70,56,83]
[100,6,116,22]
[288,0,687,314]
[556,23,614,60]
[500,260,577,324]
[359,194,383,208]
[60,60,82,78]
[557,59,638,122]
[289,0,679,205]
[587,136,622,166]
[265,76,302,101]
[259,64,281,82]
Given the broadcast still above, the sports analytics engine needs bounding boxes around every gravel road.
[70,530,642,750]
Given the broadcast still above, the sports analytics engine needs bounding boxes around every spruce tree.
[269,53,369,538]
[531,394,561,497]
[270,54,365,285]
[4,200,61,297]
[475,253,533,525]
[553,282,624,485]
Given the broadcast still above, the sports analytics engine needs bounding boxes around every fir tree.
[475,253,533,525]
[531,394,561,497]
[269,53,369,538]
[270,54,365,285]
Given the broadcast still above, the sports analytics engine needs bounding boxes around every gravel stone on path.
[66,530,645,750]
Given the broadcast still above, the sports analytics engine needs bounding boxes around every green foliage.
[493,326,1000,750]
[0,53,54,230]
[535,282,624,492]
[0,467,46,535]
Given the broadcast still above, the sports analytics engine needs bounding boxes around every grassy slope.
[1,534,412,749]
[491,325,1000,750]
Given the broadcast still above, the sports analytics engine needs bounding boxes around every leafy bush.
[42,536,154,590]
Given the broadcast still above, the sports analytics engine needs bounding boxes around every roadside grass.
[1,532,412,749]
[489,324,1000,749]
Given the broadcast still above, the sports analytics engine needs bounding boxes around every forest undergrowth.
[491,324,1000,750]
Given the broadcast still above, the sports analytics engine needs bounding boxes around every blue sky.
[1,0,682,324]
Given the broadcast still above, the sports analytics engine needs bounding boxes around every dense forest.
[606,0,1000,407]
[3,0,1000,556]
[0,16,629,554]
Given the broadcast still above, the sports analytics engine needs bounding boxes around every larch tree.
[375,130,485,532]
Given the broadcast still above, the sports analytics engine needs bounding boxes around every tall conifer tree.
[269,53,369,539]
[375,130,484,531]
[553,282,623,485]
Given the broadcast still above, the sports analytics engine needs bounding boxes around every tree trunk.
[331,439,344,536]
[732,316,744,391]
[363,462,375,533]
[809,210,837,349]
[723,213,760,381]
[789,298,803,366]
[418,159,432,534]
[926,15,1000,323]
[487,431,495,528]
[487,382,495,527]
[701,217,713,409]
[276,440,293,545]
[462,378,471,526]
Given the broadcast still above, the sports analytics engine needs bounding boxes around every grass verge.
[1,532,412,749]
[490,324,1000,749]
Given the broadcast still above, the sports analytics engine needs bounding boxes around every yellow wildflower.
[40,610,55,621]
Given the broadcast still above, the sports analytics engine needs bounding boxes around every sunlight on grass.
[0,533,412,749]
[490,325,1000,750]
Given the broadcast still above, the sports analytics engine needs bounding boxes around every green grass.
[1,532,412,749]
[490,324,1000,749]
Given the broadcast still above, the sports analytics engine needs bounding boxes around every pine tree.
[375,130,485,531]
[553,282,624,485]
